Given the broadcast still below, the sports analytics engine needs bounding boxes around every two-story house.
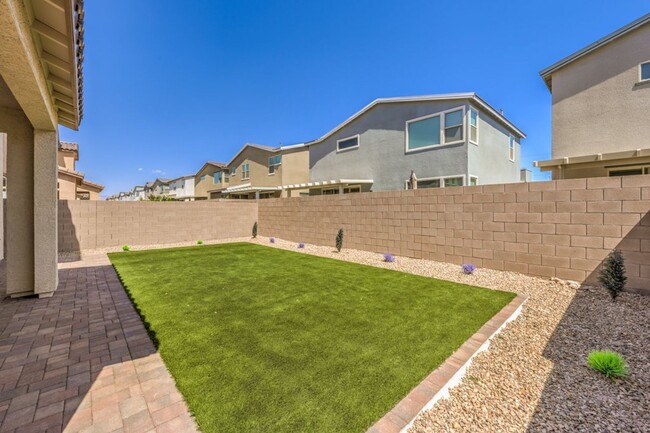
[149,178,171,198]
[168,175,196,201]
[535,14,650,179]
[290,93,525,195]
[131,185,146,201]
[219,143,309,199]
[194,162,228,199]
[57,141,104,200]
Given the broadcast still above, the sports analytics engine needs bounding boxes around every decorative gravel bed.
[250,237,650,432]
[67,236,650,431]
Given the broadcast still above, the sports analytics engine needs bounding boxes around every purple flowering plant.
[462,264,477,275]
[383,253,395,263]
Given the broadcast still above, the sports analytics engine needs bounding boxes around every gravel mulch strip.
[250,237,650,433]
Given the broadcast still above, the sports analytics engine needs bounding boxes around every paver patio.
[0,255,198,433]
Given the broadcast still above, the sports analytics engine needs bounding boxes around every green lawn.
[109,243,514,433]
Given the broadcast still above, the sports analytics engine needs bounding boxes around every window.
[609,166,650,177]
[444,109,464,144]
[640,61,650,82]
[469,176,478,186]
[509,135,515,161]
[419,179,441,189]
[200,175,206,181]
[268,155,282,174]
[231,166,236,175]
[444,177,464,188]
[337,135,359,152]
[213,172,222,183]
[343,185,361,193]
[241,163,250,180]
[469,109,479,144]
[407,114,441,151]
[322,188,339,195]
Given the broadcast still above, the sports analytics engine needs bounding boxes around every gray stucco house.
[289,93,525,195]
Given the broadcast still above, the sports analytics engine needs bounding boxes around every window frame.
[213,171,222,184]
[405,106,466,153]
[403,174,466,189]
[508,135,516,162]
[607,165,650,177]
[469,108,479,145]
[469,175,479,186]
[268,155,282,175]
[336,134,360,153]
[241,163,250,180]
[639,60,650,83]
[443,108,465,145]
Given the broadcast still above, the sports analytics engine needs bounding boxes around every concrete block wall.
[58,200,258,252]
[258,175,650,294]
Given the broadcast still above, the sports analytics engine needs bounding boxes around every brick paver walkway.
[0,255,199,433]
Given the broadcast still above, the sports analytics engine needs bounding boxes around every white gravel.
[69,236,650,432]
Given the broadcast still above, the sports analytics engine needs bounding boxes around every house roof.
[58,141,78,152]
[226,143,278,167]
[540,13,650,90]
[306,93,526,145]
[169,174,194,182]
[195,161,227,177]
[79,179,104,192]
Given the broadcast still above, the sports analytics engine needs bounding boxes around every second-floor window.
[242,163,250,179]
[469,109,479,145]
[269,155,282,174]
[443,109,464,144]
[213,172,221,183]
[200,175,206,181]
[641,61,650,82]
[231,166,236,175]
[406,106,465,152]
[337,135,359,152]
[509,135,516,161]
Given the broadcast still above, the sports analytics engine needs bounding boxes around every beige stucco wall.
[57,172,77,200]
[279,147,309,185]
[195,165,227,199]
[259,175,650,295]
[57,151,75,170]
[550,24,650,159]
[58,200,258,251]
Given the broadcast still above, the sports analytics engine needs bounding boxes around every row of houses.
[111,92,528,201]
[111,13,650,201]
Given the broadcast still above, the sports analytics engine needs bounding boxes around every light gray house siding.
[309,99,522,192]
[467,107,521,185]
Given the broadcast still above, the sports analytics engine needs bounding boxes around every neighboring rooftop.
[306,93,526,145]
[58,141,79,152]
[540,13,650,90]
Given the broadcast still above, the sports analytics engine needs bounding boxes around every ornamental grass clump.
[598,249,626,302]
[298,243,305,249]
[335,229,344,252]
[252,222,258,239]
[587,350,629,378]
[197,240,204,245]
[462,264,477,275]
[122,245,130,252]
[383,253,395,263]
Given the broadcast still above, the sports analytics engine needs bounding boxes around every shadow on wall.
[57,200,80,261]
[584,211,650,294]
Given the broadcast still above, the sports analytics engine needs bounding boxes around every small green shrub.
[252,222,258,239]
[335,228,344,252]
[598,249,626,302]
[587,350,629,378]
[197,240,204,245]
[122,245,130,252]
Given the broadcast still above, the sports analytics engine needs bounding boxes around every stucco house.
[131,185,146,201]
[218,143,309,199]
[150,178,171,198]
[0,0,84,297]
[57,141,104,200]
[535,14,650,179]
[195,161,228,199]
[168,175,196,201]
[292,93,525,195]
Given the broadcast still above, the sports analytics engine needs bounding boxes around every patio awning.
[281,179,373,190]
[534,148,650,170]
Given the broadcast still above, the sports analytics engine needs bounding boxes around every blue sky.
[59,1,649,196]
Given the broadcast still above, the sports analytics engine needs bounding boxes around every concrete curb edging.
[367,294,528,433]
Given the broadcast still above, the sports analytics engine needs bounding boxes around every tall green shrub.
[252,222,258,239]
[336,228,344,252]
[598,249,626,302]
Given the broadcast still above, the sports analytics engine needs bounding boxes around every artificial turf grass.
[109,243,515,433]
